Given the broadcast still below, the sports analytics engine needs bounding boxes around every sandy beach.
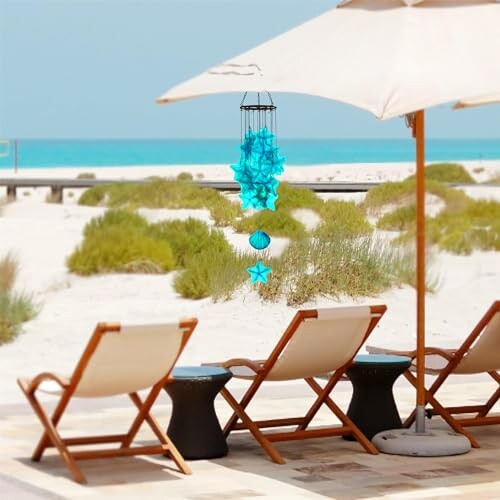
[0,160,499,406]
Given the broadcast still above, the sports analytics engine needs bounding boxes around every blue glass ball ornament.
[249,230,271,250]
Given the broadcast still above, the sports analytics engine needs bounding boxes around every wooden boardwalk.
[0,177,491,203]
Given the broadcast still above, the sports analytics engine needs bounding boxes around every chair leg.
[423,389,480,448]
[305,378,378,455]
[121,383,164,448]
[21,390,86,484]
[477,379,500,418]
[298,372,344,431]
[223,379,265,438]
[220,387,285,465]
[30,392,72,462]
[128,392,191,475]
[403,371,480,447]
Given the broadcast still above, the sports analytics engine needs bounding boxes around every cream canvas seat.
[18,319,197,484]
[368,300,500,448]
[209,305,387,464]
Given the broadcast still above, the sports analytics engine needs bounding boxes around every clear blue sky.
[1,0,499,139]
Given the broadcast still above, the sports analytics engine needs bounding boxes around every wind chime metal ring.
[240,92,277,142]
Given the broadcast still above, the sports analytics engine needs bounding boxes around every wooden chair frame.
[368,300,500,449]
[214,305,387,464]
[18,319,197,484]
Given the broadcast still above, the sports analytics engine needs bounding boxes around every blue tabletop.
[354,354,411,364]
[172,366,231,379]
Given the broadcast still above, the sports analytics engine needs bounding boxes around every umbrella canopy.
[157,0,500,442]
[158,0,500,120]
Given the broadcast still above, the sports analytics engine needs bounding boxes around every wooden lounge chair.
[210,305,387,464]
[17,319,198,484]
[368,300,500,448]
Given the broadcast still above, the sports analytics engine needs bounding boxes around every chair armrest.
[366,345,417,358]
[367,345,457,362]
[422,347,457,361]
[23,372,71,394]
[204,358,265,374]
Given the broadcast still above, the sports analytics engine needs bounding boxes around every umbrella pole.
[372,110,470,456]
[415,109,426,433]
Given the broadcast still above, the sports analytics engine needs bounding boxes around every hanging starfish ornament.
[247,261,272,284]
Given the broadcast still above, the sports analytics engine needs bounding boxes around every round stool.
[344,354,411,441]
[164,366,232,459]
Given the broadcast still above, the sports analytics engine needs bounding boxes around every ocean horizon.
[1,138,500,169]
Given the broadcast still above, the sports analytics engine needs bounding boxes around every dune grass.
[257,235,435,306]
[315,200,372,238]
[176,172,193,181]
[275,182,323,211]
[78,179,242,226]
[364,178,469,213]
[392,199,500,254]
[67,210,176,275]
[428,199,500,254]
[149,218,232,268]
[174,248,254,301]
[406,163,475,184]
[67,210,248,300]
[234,210,307,239]
[232,183,325,239]
[377,204,416,231]
[0,253,38,345]
[76,172,96,180]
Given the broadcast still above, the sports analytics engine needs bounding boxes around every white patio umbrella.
[157,0,500,455]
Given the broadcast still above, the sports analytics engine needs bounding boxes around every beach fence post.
[14,139,18,174]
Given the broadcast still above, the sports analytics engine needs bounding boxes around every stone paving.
[1,377,499,499]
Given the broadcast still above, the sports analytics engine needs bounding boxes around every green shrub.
[67,210,175,275]
[234,210,307,239]
[78,179,240,226]
[177,172,193,181]
[406,163,475,184]
[315,200,372,237]
[428,199,500,254]
[258,236,434,306]
[83,209,149,238]
[150,218,231,267]
[377,204,416,231]
[0,253,38,345]
[78,184,109,206]
[76,172,96,180]
[209,198,242,226]
[364,178,469,213]
[275,182,323,211]
[364,179,417,210]
[393,199,500,254]
[174,248,253,300]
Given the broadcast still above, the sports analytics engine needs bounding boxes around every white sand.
[0,161,499,405]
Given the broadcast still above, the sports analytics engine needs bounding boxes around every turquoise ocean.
[0,139,499,169]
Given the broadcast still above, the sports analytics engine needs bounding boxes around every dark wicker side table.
[164,366,232,460]
[344,354,411,441]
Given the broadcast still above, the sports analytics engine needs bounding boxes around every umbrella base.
[372,428,471,457]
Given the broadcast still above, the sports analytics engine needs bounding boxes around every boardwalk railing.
[0,178,382,203]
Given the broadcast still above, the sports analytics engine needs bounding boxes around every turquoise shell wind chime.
[231,92,285,284]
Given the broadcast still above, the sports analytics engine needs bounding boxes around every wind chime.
[231,92,285,283]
